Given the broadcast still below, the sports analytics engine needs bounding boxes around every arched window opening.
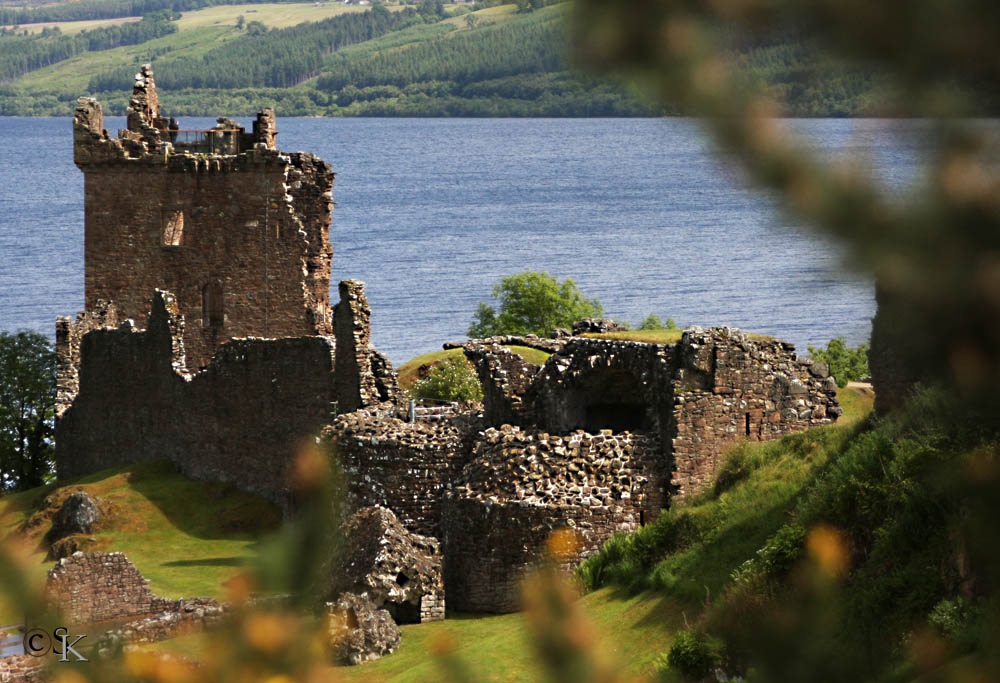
[202,283,224,327]
[162,210,184,246]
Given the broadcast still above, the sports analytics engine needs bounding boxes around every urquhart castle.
[18,65,850,667]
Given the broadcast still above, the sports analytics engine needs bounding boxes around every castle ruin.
[52,67,844,641]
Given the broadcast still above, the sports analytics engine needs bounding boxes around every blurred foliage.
[469,271,603,338]
[807,336,869,388]
[0,331,56,492]
[411,355,484,403]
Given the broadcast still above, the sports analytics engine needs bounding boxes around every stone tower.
[71,64,334,369]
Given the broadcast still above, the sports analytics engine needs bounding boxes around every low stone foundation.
[45,552,175,625]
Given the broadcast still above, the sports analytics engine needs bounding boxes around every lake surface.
[0,117,923,364]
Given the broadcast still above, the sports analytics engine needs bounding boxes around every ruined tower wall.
[79,152,332,370]
[73,69,334,370]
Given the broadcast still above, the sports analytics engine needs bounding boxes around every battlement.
[71,64,333,369]
[74,64,276,167]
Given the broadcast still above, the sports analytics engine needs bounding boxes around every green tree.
[412,355,483,402]
[468,271,603,338]
[638,313,678,331]
[0,331,56,491]
[807,336,869,388]
[235,14,245,30]
[245,20,266,37]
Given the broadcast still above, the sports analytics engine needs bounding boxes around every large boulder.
[333,506,445,623]
[327,593,401,665]
[45,491,101,544]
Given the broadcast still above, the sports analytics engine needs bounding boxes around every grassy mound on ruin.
[0,460,281,622]
[397,345,551,392]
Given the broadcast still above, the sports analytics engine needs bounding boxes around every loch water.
[1,117,928,364]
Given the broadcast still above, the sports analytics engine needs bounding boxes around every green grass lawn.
[0,460,280,622]
[144,586,682,681]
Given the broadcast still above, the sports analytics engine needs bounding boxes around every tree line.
[87,6,425,91]
[316,10,567,91]
[0,16,177,83]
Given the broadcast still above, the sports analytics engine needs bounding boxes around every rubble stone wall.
[442,425,658,613]
[45,552,175,625]
[73,67,333,370]
[464,343,541,426]
[326,413,472,537]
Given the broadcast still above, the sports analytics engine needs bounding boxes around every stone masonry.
[73,65,333,370]
[333,506,445,623]
[56,283,395,510]
[442,425,660,613]
[45,552,175,625]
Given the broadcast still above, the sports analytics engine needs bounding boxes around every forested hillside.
[0,1,907,117]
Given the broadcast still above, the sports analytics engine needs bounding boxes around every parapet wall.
[45,552,175,625]
[56,283,395,509]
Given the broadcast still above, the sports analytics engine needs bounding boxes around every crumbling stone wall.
[73,66,333,369]
[93,597,227,651]
[464,327,839,502]
[334,280,398,411]
[0,655,45,682]
[45,552,175,625]
[463,343,542,426]
[326,412,472,537]
[56,290,337,508]
[55,299,120,419]
[333,506,445,623]
[442,425,659,613]
[670,327,840,496]
[56,282,396,509]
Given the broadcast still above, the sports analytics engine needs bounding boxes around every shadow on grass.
[58,460,282,542]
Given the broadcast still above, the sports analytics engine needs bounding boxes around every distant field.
[2,15,141,35]
[17,25,236,92]
[173,2,397,31]
[12,2,443,94]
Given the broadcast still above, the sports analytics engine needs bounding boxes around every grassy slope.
[8,16,143,36]
[396,345,551,390]
[0,460,280,622]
